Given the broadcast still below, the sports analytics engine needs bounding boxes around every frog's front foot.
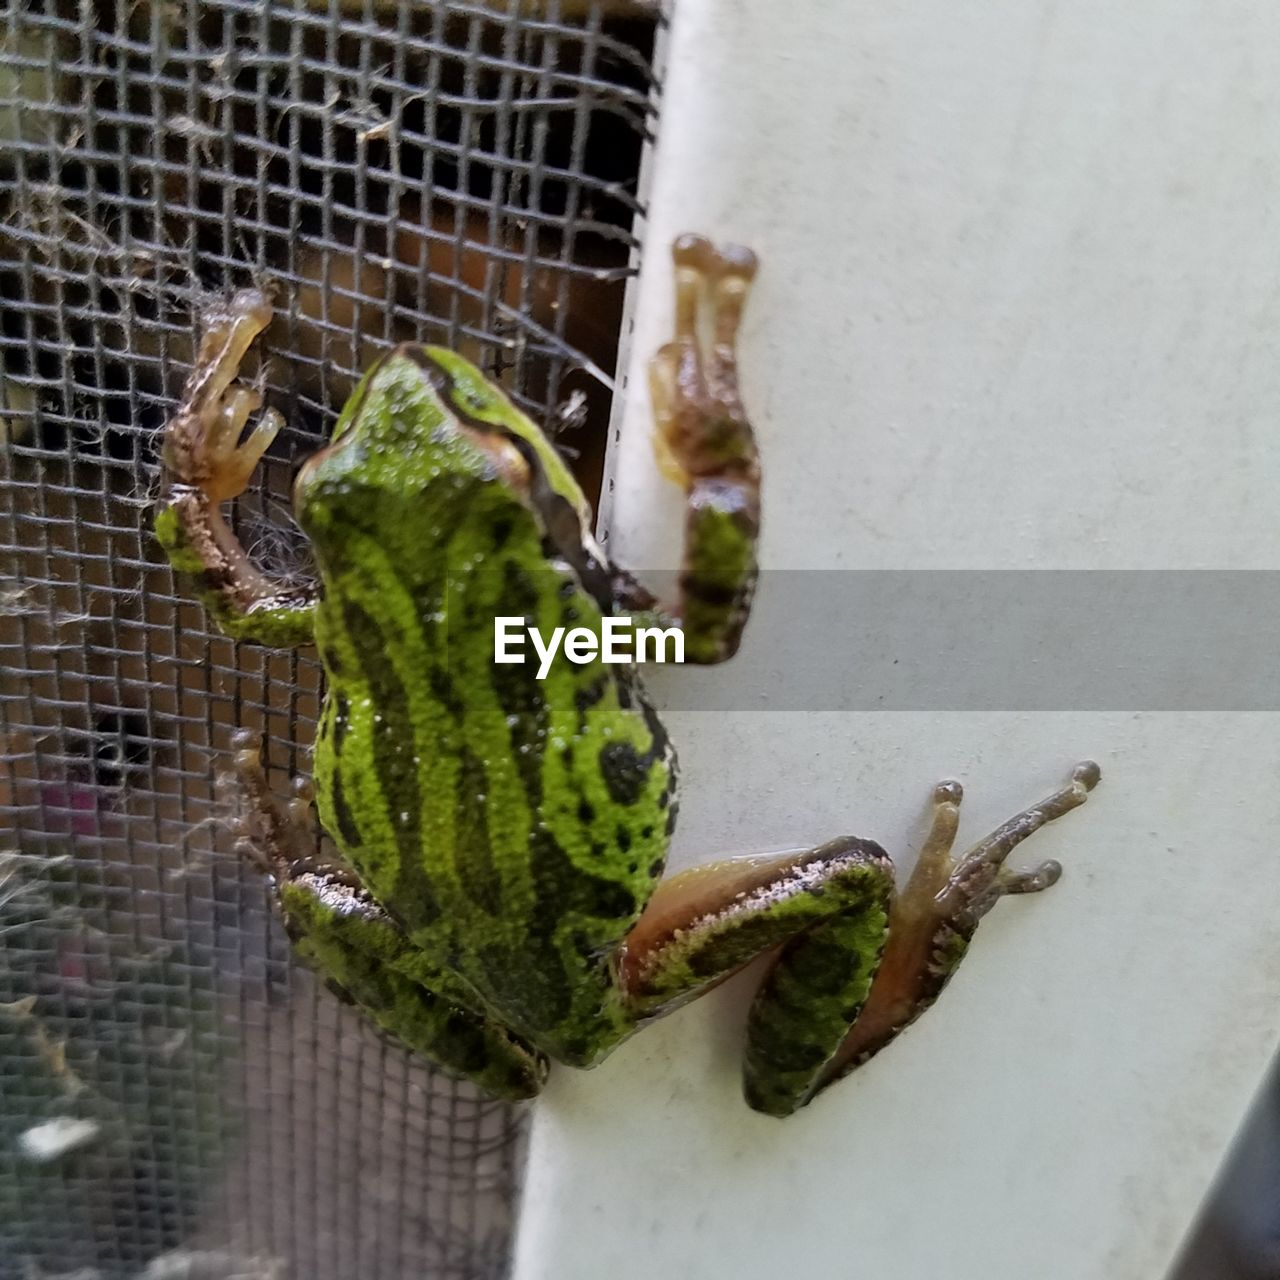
[644,235,763,663]
[649,234,759,488]
[163,289,282,504]
[156,289,316,642]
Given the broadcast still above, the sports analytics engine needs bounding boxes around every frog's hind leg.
[746,761,1101,1116]
[230,733,549,1101]
[617,762,1099,1117]
[617,836,899,1095]
[642,235,761,663]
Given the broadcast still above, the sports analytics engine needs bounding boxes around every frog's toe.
[672,232,717,274]
[188,289,274,411]
[204,402,283,503]
[998,858,1063,895]
[713,242,758,282]
[1071,759,1102,794]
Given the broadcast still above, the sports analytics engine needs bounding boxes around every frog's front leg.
[230,733,549,1101]
[155,290,317,646]
[630,235,761,663]
[616,763,1098,1117]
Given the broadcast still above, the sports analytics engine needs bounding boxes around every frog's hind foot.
[788,762,1102,1106]
[930,760,1101,931]
[164,289,282,504]
[227,729,319,881]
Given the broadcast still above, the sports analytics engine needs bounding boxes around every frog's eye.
[453,381,496,417]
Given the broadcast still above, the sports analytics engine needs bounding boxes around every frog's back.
[295,347,676,1060]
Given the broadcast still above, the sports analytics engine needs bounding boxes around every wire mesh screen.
[0,2,663,1275]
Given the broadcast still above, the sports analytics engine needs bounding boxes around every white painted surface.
[513,4,1280,1278]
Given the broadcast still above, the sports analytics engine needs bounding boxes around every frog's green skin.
[157,237,1100,1116]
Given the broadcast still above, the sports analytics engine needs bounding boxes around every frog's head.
[293,344,608,591]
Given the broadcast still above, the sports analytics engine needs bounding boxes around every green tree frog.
[156,236,1100,1116]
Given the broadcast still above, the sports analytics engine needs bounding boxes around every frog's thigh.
[618,839,895,1087]
[278,871,550,1101]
